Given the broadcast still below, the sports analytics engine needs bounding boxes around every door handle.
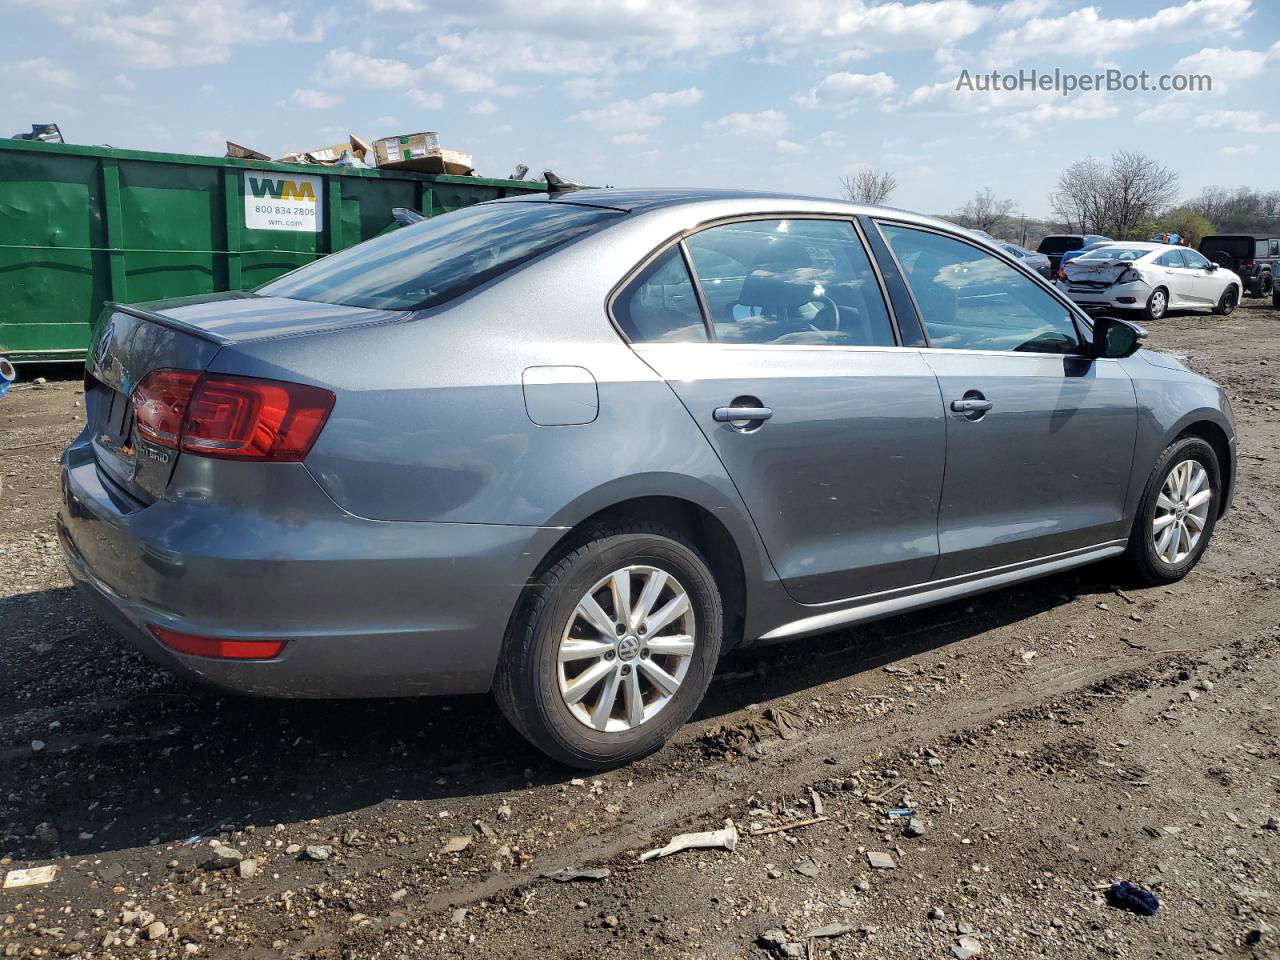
[950,398,993,413]
[713,405,773,422]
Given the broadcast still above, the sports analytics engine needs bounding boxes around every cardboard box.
[373,132,441,166]
[225,140,270,161]
[381,147,475,176]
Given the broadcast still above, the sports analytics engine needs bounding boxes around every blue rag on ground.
[1106,881,1160,916]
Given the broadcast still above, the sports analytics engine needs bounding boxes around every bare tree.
[840,168,898,205]
[1186,185,1280,231]
[1049,152,1179,239]
[951,187,1016,236]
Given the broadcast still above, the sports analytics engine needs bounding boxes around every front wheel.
[1259,272,1274,298]
[1123,436,1221,585]
[1212,286,1238,316]
[1144,287,1168,321]
[494,523,722,769]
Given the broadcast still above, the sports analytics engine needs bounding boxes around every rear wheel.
[1259,272,1274,298]
[1212,286,1238,316]
[1123,436,1220,585]
[1144,287,1168,321]
[494,523,722,769]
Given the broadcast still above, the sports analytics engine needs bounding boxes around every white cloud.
[1193,110,1280,134]
[776,138,806,155]
[571,87,703,131]
[1219,143,1259,156]
[795,71,896,109]
[1,57,76,88]
[706,109,790,137]
[991,91,1120,139]
[322,49,421,88]
[611,132,650,145]
[986,0,1253,63]
[403,89,444,109]
[471,98,497,114]
[112,73,135,90]
[1174,41,1280,91]
[291,88,343,109]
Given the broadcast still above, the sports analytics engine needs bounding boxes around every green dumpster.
[0,138,547,362]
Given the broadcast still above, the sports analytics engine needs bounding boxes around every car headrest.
[738,240,824,309]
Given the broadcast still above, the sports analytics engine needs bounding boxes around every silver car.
[59,189,1236,768]
[1059,241,1243,320]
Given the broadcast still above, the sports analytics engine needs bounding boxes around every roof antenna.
[543,170,580,195]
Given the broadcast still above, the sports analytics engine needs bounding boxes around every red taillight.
[132,370,198,446]
[130,370,333,461]
[150,625,286,660]
[1057,266,1067,282]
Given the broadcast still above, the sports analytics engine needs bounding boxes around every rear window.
[1077,247,1147,261]
[1199,236,1251,258]
[1037,236,1083,255]
[259,201,621,310]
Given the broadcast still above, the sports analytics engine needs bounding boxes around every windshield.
[1077,247,1147,262]
[259,201,622,310]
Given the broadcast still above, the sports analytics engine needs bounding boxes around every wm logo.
[247,177,316,202]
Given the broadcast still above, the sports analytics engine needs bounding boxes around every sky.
[1,0,1278,218]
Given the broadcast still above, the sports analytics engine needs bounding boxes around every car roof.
[1092,241,1164,250]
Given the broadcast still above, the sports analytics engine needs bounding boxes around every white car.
[1058,242,1242,321]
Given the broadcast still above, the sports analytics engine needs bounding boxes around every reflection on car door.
[1178,248,1218,304]
[1155,249,1194,306]
[618,218,947,604]
[876,222,1138,578]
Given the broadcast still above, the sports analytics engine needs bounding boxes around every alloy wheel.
[556,565,695,732]
[1151,459,1212,565]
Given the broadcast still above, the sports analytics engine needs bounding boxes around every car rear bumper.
[1057,279,1151,310]
[57,438,565,699]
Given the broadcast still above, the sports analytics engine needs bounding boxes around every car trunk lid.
[1062,257,1131,288]
[84,295,403,503]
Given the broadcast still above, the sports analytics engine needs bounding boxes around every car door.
[1178,248,1219,303]
[874,221,1138,578]
[1151,249,1193,306]
[614,218,946,604]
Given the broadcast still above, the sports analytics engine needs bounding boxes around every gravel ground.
[1,302,1278,960]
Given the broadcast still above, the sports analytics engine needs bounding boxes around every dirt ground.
[1,302,1278,960]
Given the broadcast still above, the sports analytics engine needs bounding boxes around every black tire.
[493,523,723,769]
[1144,286,1169,322]
[1259,272,1274,298]
[1123,436,1221,586]
[1273,283,1280,309]
[1212,285,1238,316]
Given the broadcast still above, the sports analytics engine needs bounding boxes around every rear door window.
[880,223,1081,355]
[1182,249,1211,269]
[260,201,621,310]
[1156,250,1187,267]
[683,219,896,346]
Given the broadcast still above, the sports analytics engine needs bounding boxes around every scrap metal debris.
[640,821,738,862]
[541,866,611,882]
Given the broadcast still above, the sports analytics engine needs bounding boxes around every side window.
[1182,249,1210,269]
[1156,250,1185,267]
[1270,240,1279,257]
[880,223,1081,355]
[613,247,708,343]
[684,219,896,347]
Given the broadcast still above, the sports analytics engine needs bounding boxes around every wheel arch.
[1177,418,1234,517]
[529,481,778,655]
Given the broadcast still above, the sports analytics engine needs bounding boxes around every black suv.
[1036,234,1113,272]
[1198,234,1279,299]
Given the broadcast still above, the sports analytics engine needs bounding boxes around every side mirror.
[1206,262,1218,271]
[1091,315,1147,359]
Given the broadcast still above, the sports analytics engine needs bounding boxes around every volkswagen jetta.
[60,189,1236,768]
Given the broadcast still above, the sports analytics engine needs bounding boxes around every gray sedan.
[60,189,1236,768]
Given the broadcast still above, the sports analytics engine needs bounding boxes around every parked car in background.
[1198,234,1278,298]
[1037,233,1113,272]
[60,190,1236,768]
[1059,242,1243,320]
[1001,242,1052,278]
